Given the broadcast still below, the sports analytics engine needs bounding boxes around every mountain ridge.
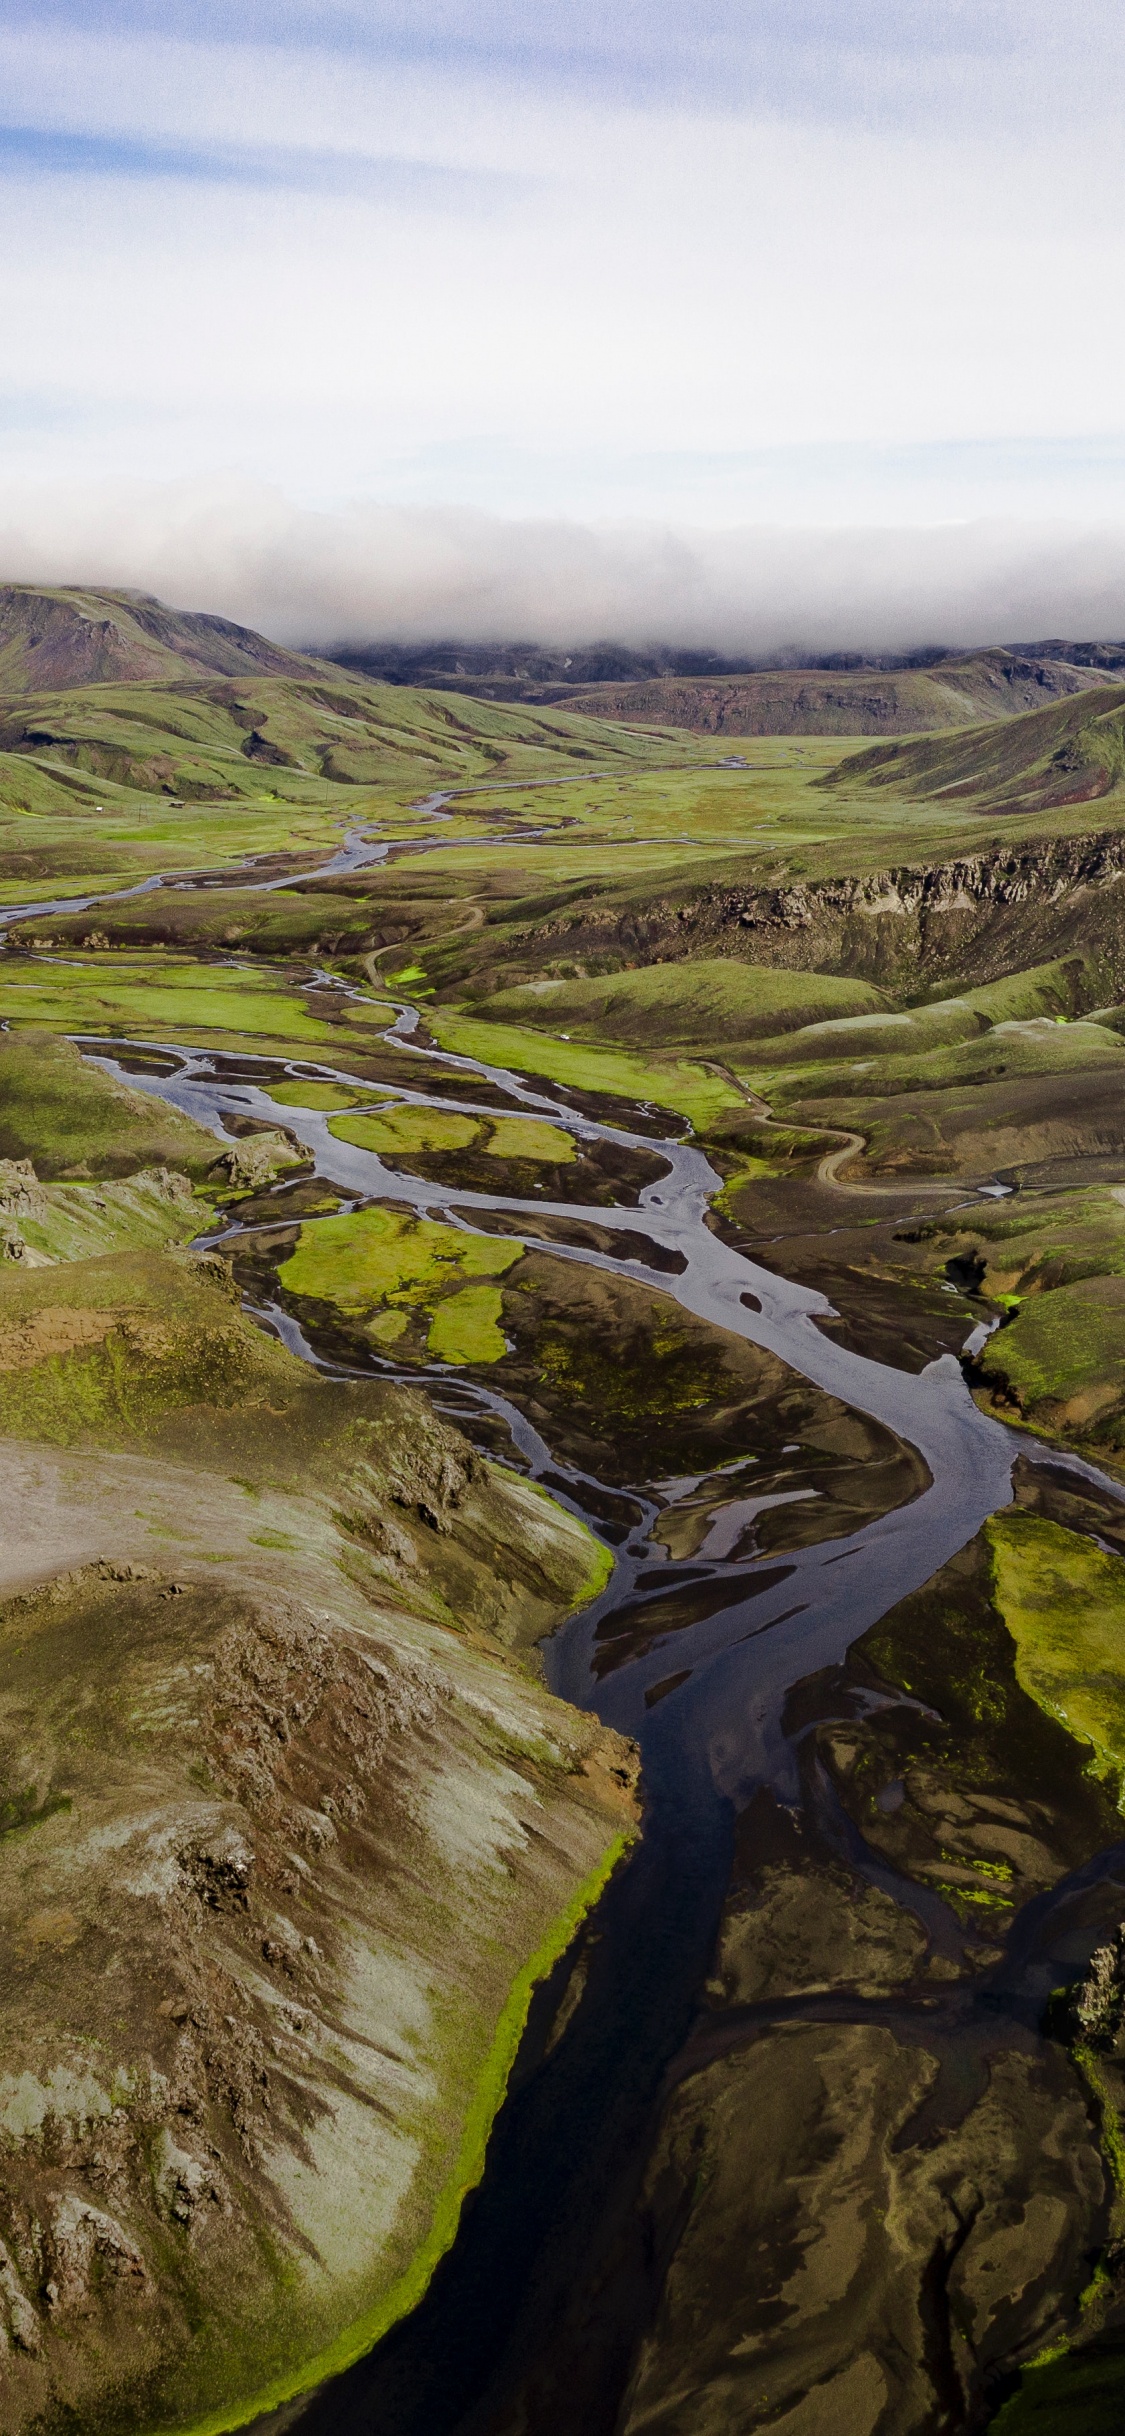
[321,636,1125,735]
[3,586,1125,751]
[0,584,323,693]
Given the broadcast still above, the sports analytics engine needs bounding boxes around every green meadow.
[277,1206,523,1364]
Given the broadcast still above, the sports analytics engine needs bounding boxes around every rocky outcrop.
[1071,1925,1125,2047]
[213,1129,306,1191]
[702,833,1125,940]
[0,1162,46,1221]
[0,1170,52,1267]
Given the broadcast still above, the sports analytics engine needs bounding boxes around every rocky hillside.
[413,814,1125,1011]
[0,586,320,693]
[0,1339,633,2436]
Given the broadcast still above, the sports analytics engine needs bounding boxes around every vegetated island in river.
[5,586,1125,2432]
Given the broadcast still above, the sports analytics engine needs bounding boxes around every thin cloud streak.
[0,123,523,207]
[0,479,1123,656]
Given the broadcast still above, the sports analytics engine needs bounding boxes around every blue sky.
[0,1,1123,642]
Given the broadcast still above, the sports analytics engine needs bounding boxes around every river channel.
[68,1001,1125,2436]
[8,823,1125,2429]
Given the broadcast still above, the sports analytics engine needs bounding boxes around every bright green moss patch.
[485,1114,576,1163]
[365,1307,409,1345]
[429,1011,741,1129]
[477,959,886,1047]
[427,1284,507,1363]
[986,1512,1125,1801]
[279,1206,521,1311]
[264,1079,373,1112]
[979,1275,1125,1425]
[327,1103,578,1168]
[276,1207,522,1361]
[328,1105,480,1156]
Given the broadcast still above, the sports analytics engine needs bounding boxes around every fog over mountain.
[2,478,1125,659]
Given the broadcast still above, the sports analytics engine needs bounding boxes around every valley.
[5,587,1125,2435]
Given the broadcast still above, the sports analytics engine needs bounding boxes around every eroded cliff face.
[703,832,1125,937]
[0,1286,634,2436]
[526,830,1125,997]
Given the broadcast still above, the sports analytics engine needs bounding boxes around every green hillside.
[476,961,887,1046]
[824,684,1125,815]
[0,669,709,809]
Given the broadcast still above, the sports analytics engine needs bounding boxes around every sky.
[1,1,1125,649]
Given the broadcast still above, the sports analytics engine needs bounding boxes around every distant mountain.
[0,586,320,692]
[319,638,1125,735]
[321,639,765,696]
[5,591,1125,746]
[554,652,1122,735]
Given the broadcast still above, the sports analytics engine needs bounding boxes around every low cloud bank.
[0,477,1124,654]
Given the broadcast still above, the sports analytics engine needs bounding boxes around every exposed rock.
[179,1823,254,1909]
[0,2240,40,2355]
[0,1161,46,1219]
[0,1223,52,1269]
[132,1164,194,1205]
[213,1130,305,1191]
[152,2128,224,2229]
[1072,1923,1125,2046]
[46,2196,150,2316]
[523,827,1125,1003]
